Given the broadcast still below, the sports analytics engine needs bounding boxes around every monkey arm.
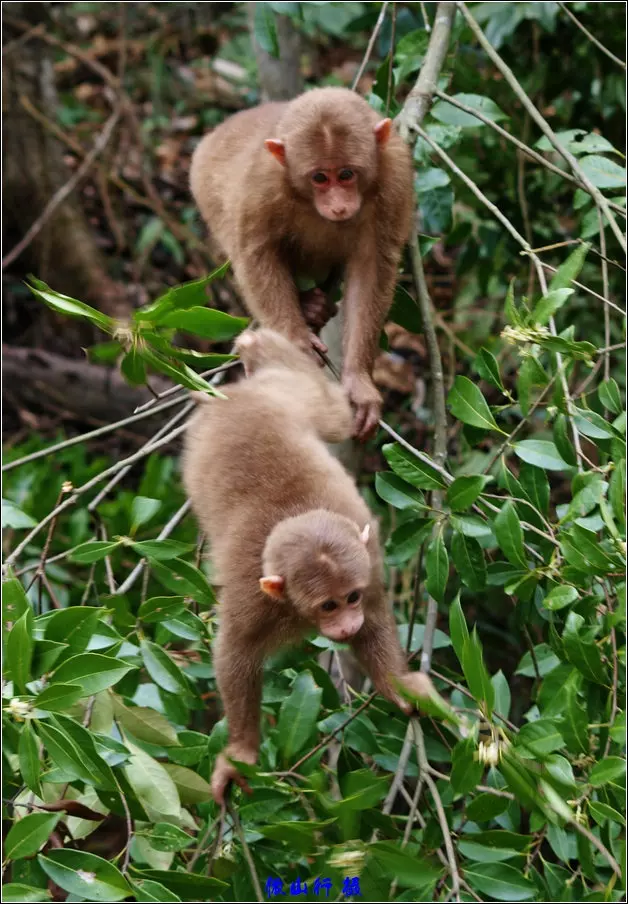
[235,238,313,348]
[349,600,414,713]
[212,623,264,803]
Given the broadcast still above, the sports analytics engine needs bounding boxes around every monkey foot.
[299,287,338,333]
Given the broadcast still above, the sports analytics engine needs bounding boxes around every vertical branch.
[597,208,611,382]
[395,0,456,673]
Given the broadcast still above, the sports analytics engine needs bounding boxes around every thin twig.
[597,206,611,381]
[557,2,626,69]
[3,392,190,473]
[186,815,222,872]
[397,2,457,142]
[385,2,398,116]
[568,816,622,879]
[227,803,264,902]
[538,261,626,315]
[351,2,390,90]
[413,720,461,901]
[2,109,121,269]
[115,500,191,595]
[433,90,626,217]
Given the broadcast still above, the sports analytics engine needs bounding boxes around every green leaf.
[44,606,101,656]
[474,347,507,394]
[431,92,508,127]
[51,653,136,696]
[448,376,503,432]
[425,532,448,602]
[535,334,596,361]
[70,540,121,564]
[513,439,570,471]
[385,518,431,565]
[140,639,189,695]
[516,719,565,758]
[35,683,84,713]
[465,862,536,901]
[562,612,608,685]
[124,744,181,821]
[128,871,226,899]
[19,721,42,794]
[139,347,219,394]
[416,166,451,191]
[113,698,179,746]
[142,822,193,853]
[137,263,231,322]
[131,496,161,531]
[51,714,116,788]
[549,243,590,291]
[389,283,422,333]
[579,154,626,188]
[519,461,550,516]
[253,1,279,56]
[382,443,446,490]
[543,585,579,611]
[451,531,487,591]
[598,378,622,414]
[138,595,186,623]
[3,576,30,629]
[517,356,548,417]
[609,461,625,529]
[531,288,574,326]
[130,878,183,902]
[2,884,51,902]
[2,499,36,529]
[161,763,212,805]
[130,539,195,561]
[26,278,114,332]
[447,475,491,511]
[120,346,146,386]
[449,593,469,666]
[462,628,494,716]
[158,306,248,342]
[572,406,616,439]
[450,737,483,794]
[589,801,626,827]
[6,608,34,692]
[553,414,578,467]
[492,669,511,721]
[368,841,441,890]
[260,819,337,854]
[38,721,96,783]
[277,671,322,762]
[38,850,131,902]
[494,501,527,569]
[151,558,216,606]
[375,472,425,510]
[561,678,588,754]
[466,792,509,822]
[588,757,626,787]
[4,813,60,860]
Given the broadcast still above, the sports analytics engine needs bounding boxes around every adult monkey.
[190,87,414,440]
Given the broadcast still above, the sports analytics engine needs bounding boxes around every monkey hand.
[211,748,256,805]
[342,372,382,441]
[299,287,337,333]
[398,672,437,715]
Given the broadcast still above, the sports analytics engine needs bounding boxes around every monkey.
[182,328,434,805]
[189,87,414,440]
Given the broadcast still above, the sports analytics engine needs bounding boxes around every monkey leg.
[212,625,263,804]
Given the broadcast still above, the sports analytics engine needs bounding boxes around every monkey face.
[308,167,362,222]
[260,511,373,641]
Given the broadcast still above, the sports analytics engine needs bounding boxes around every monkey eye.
[347,590,361,605]
[338,169,355,182]
[321,600,338,612]
[312,171,329,184]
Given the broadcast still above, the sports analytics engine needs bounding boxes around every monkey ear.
[259,574,286,599]
[360,523,371,545]
[374,118,392,145]
[264,139,287,166]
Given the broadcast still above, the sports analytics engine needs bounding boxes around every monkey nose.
[332,207,347,218]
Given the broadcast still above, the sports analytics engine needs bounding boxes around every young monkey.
[182,328,434,805]
[189,87,414,440]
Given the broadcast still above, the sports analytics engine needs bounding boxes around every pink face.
[315,588,365,641]
[309,167,361,222]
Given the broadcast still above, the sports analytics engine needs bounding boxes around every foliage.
[3,2,626,903]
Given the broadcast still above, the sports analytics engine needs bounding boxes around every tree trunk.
[2,2,128,316]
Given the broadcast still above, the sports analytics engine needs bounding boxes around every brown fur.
[189,87,414,439]
[182,328,433,804]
